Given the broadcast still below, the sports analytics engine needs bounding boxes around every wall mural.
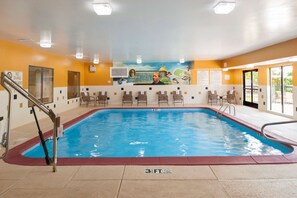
[113,61,193,85]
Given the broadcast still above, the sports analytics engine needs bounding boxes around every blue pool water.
[23,108,292,158]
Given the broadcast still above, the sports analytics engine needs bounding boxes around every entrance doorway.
[243,70,258,108]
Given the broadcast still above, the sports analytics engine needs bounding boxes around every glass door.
[243,70,258,108]
[283,66,293,115]
[270,66,293,115]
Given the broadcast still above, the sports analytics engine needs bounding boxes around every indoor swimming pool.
[23,108,292,158]
[6,107,296,166]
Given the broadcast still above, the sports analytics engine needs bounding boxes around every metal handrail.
[0,72,59,172]
[261,120,297,146]
[217,103,236,117]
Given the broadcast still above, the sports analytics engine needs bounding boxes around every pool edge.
[4,106,297,166]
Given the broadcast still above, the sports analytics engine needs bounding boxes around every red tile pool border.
[4,107,297,166]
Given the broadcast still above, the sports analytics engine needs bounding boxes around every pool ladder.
[261,120,297,146]
[0,72,59,172]
[217,103,236,117]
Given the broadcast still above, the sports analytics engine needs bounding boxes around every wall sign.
[4,70,23,87]
[197,70,209,86]
[210,70,222,86]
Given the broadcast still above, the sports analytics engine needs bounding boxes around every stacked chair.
[207,90,218,105]
[80,92,96,106]
[137,91,147,106]
[157,91,169,106]
[97,91,108,106]
[173,91,184,106]
[122,91,133,106]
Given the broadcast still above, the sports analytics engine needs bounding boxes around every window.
[68,71,80,99]
[270,66,293,115]
[28,66,54,106]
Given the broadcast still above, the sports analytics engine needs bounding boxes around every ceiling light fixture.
[39,31,52,48]
[76,52,83,59]
[76,49,83,59]
[93,1,112,15]
[93,55,99,64]
[179,58,185,63]
[214,1,236,14]
[40,40,52,48]
[136,56,142,64]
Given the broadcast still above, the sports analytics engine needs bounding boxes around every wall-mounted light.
[76,48,83,59]
[93,55,99,64]
[136,55,142,64]
[179,58,185,63]
[214,1,236,14]
[93,1,112,15]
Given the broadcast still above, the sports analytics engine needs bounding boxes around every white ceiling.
[1,0,297,63]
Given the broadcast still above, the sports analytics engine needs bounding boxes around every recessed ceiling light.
[93,2,112,15]
[214,1,236,14]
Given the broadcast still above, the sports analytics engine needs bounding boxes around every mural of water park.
[113,61,193,85]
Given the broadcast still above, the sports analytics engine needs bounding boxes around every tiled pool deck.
[1,104,297,197]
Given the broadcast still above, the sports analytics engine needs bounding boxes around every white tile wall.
[0,87,80,138]
[85,84,237,105]
[258,85,268,111]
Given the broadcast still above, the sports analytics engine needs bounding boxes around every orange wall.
[227,63,296,86]
[293,63,297,86]
[192,60,223,69]
[1,38,296,89]
[222,38,297,86]
[223,38,297,67]
[191,60,241,85]
[191,60,224,84]
[84,62,113,86]
[0,40,85,90]
[258,67,268,86]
